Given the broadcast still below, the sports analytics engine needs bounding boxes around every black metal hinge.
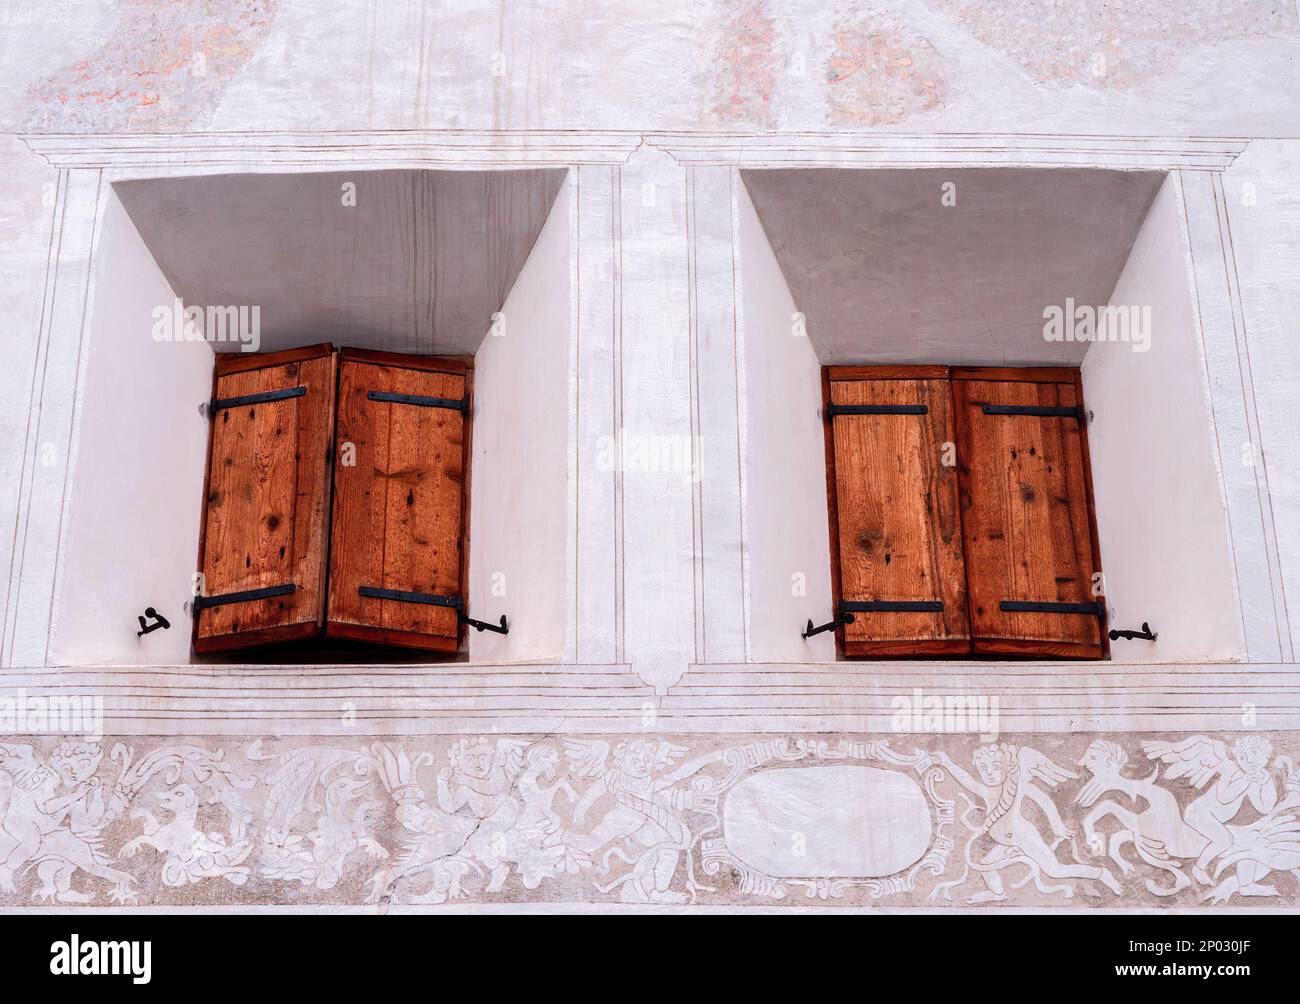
[982,403,1083,419]
[843,600,944,613]
[367,391,467,412]
[802,599,943,639]
[192,583,296,613]
[1000,600,1104,615]
[210,386,306,413]
[358,587,508,635]
[358,586,462,608]
[827,403,928,418]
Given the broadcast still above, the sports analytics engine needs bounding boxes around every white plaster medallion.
[723,765,932,878]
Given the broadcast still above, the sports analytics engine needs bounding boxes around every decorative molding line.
[1180,169,1294,663]
[0,662,1295,735]
[0,665,647,735]
[663,663,1300,733]
[17,131,1253,173]
[20,130,647,170]
[645,132,1251,171]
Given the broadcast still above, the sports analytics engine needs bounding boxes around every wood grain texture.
[326,356,470,652]
[215,342,334,375]
[952,375,1102,658]
[951,366,1081,384]
[824,365,950,381]
[825,370,969,657]
[195,350,335,653]
[338,347,475,375]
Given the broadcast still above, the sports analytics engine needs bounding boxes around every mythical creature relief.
[0,740,250,902]
[561,739,721,903]
[255,743,389,891]
[0,732,1295,907]
[1077,735,1298,904]
[930,743,1124,902]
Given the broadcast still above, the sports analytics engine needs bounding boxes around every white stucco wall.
[736,179,835,663]
[50,187,214,666]
[1,1,1294,679]
[1083,174,1244,662]
[468,181,572,662]
[1219,141,1300,658]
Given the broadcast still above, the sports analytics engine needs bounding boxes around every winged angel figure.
[0,740,251,903]
[1141,735,1292,901]
[366,738,581,902]
[932,742,1123,902]
[561,739,720,903]
[0,742,137,902]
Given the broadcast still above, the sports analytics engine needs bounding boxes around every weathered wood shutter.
[952,367,1106,658]
[822,367,970,656]
[194,344,337,653]
[326,349,472,652]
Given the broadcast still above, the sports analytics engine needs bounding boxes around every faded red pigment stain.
[932,0,1299,88]
[27,0,279,130]
[712,2,778,126]
[826,26,946,125]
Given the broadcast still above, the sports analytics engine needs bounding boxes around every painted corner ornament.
[0,732,1296,908]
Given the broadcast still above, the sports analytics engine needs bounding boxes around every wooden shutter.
[326,349,472,652]
[822,366,969,657]
[952,367,1106,658]
[194,344,337,653]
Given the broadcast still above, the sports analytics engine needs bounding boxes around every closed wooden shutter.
[326,349,472,652]
[194,344,337,653]
[822,366,970,656]
[952,367,1106,658]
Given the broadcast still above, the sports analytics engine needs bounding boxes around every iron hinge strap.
[359,587,508,635]
[210,386,306,413]
[358,586,462,608]
[802,599,942,639]
[827,403,928,417]
[842,600,944,613]
[193,583,296,612]
[982,404,1082,419]
[1000,600,1104,615]
[367,390,467,412]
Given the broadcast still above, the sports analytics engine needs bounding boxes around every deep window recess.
[193,345,472,655]
[822,365,1106,660]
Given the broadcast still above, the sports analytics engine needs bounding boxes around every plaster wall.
[736,179,834,663]
[50,187,214,666]
[1083,174,1244,663]
[1218,141,1300,658]
[469,181,572,662]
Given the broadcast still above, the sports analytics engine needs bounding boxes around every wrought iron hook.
[802,610,854,640]
[461,613,509,635]
[1109,621,1157,642]
[136,607,171,637]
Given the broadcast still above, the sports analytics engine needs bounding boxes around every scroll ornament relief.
[0,733,1295,907]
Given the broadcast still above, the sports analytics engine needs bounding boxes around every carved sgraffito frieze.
[0,732,1295,908]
